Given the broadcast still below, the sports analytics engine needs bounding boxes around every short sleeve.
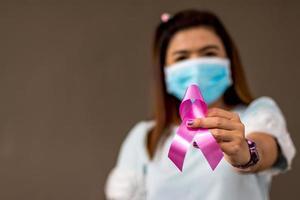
[241,96,296,176]
[104,121,152,200]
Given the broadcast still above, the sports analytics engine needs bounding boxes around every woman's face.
[165,26,227,66]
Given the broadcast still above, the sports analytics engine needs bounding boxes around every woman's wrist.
[225,139,250,166]
[231,139,260,170]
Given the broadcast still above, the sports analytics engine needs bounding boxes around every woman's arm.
[186,108,278,172]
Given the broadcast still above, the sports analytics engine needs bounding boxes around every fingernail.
[186,119,194,126]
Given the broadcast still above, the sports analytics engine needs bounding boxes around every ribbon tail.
[194,131,223,170]
[168,133,191,172]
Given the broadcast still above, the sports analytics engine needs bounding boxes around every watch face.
[248,139,259,165]
[252,147,260,163]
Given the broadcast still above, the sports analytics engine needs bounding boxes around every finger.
[207,108,240,122]
[188,117,238,130]
[210,129,234,142]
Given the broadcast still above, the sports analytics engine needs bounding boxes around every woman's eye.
[175,56,187,61]
[204,52,217,57]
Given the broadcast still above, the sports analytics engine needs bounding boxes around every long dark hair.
[147,9,253,159]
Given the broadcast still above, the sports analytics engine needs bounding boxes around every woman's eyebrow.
[172,45,220,55]
[198,45,220,53]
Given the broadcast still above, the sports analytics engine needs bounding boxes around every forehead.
[167,27,223,51]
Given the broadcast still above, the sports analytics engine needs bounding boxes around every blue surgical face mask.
[164,57,232,105]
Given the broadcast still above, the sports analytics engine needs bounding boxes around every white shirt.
[105,97,296,200]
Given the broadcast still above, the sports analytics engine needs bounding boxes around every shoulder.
[246,96,281,113]
[115,120,155,167]
[239,96,289,139]
[123,120,155,145]
[241,96,284,123]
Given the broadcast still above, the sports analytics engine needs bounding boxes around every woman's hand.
[186,108,250,167]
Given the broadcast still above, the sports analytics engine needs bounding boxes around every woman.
[105,10,296,200]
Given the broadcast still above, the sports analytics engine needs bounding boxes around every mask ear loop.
[161,13,171,23]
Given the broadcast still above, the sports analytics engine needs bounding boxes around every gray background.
[0,0,299,199]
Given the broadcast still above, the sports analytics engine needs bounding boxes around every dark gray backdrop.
[0,0,299,199]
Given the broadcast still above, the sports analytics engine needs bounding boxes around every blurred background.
[0,0,299,199]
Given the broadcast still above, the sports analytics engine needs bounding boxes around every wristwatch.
[233,139,260,169]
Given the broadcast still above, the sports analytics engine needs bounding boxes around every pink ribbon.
[168,84,223,171]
